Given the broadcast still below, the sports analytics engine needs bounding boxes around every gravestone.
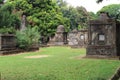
[68,29,88,48]
[87,12,120,57]
[0,34,16,54]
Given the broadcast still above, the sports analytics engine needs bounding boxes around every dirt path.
[24,55,50,59]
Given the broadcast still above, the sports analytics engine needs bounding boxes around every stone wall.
[48,25,88,47]
[68,29,88,48]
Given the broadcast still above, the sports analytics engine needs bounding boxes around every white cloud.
[65,0,120,13]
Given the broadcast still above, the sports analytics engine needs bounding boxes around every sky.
[65,0,120,13]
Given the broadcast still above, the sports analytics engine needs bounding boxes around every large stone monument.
[48,25,67,46]
[68,29,88,48]
[87,12,120,57]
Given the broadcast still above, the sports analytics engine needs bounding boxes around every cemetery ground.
[0,47,120,80]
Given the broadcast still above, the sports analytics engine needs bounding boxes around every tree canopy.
[6,0,70,37]
[0,0,118,48]
[0,2,20,33]
[0,0,95,35]
[57,0,89,30]
[97,4,120,21]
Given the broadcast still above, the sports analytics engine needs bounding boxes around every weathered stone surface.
[87,46,117,56]
[99,12,109,21]
[0,34,16,51]
[68,29,88,48]
[87,12,120,57]
[48,25,67,46]
[57,25,65,33]
[48,25,88,47]
[20,15,26,31]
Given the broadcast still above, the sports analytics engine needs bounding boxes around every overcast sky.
[65,0,120,13]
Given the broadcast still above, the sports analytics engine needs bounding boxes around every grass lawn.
[0,46,120,80]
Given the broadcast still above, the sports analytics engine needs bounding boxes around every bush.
[0,27,16,34]
[16,26,40,50]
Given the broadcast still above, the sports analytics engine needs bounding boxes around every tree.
[0,0,4,4]
[63,6,89,30]
[97,4,120,21]
[7,0,69,37]
[0,2,20,33]
[88,12,98,20]
[76,6,89,29]
[57,0,89,30]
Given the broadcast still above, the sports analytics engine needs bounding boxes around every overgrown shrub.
[0,27,16,34]
[16,26,40,50]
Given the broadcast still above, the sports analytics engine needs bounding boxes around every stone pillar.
[20,15,26,31]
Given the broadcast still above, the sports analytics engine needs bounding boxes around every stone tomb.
[48,25,88,47]
[0,34,16,54]
[87,12,120,57]
[48,25,67,46]
[68,29,88,48]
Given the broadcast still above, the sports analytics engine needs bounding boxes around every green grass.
[0,46,120,80]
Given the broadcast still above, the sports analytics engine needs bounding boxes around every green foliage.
[58,1,89,30]
[8,0,69,37]
[88,12,98,20]
[16,26,40,49]
[97,4,120,21]
[0,2,20,31]
[0,27,16,34]
[0,0,4,4]
[75,6,88,29]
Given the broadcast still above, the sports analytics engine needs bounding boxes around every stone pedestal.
[0,34,16,51]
